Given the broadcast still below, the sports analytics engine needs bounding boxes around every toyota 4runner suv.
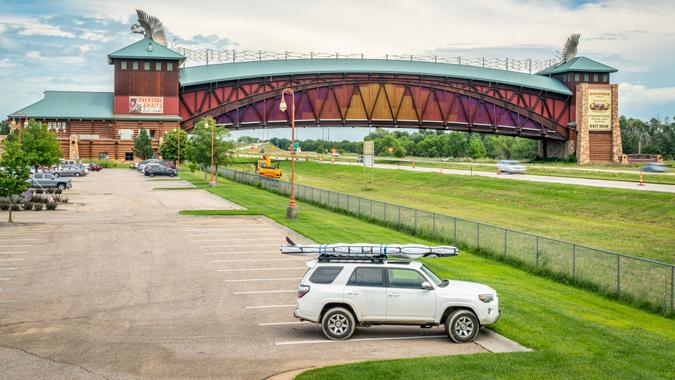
[294,259,500,342]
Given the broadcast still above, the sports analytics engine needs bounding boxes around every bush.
[10,204,21,211]
[46,202,57,210]
[0,203,8,211]
[59,195,69,203]
[33,203,44,211]
[188,162,198,173]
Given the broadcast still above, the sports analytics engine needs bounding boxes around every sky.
[1,0,674,141]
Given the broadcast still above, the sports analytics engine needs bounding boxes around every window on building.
[593,74,599,82]
[167,62,173,71]
[155,62,162,71]
[119,129,134,140]
[132,62,139,70]
[144,62,150,71]
[99,152,108,161]
[149,130,156,138]
[125,152,134,161]
[121,61,127,70]
[583,73,589,82]
[603,74,608,83]
[574,73,580,82]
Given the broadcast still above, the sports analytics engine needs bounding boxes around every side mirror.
[421,281,433,290]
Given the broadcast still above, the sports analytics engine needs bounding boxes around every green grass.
[179,171,675,380]
[273,161,674,264]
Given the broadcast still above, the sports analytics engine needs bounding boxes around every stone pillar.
[69,135,80,160]
[576,83,590,165]
[610,84,623,162]
[539,139,576,160]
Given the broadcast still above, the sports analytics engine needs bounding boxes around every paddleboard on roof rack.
[281,237,458,258]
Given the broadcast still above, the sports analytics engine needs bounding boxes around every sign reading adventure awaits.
[587,88,612,130]
[129,96,163,114]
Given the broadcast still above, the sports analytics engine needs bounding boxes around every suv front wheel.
[321,307,355,340]
[445,309,479,343]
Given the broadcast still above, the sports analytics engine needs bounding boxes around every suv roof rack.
[280,239,459,260]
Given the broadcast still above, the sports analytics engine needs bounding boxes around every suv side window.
[34,173,43,179]
[387,268,426,289]
[347,267,385,287]
[309,266,343,284]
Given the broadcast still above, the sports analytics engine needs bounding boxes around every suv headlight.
[478,294,494,303]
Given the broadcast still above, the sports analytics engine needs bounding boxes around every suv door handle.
[346,291,360,296]
[388,293,399,297]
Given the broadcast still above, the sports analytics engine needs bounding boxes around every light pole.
[174,127,181,172]
[279,88,297,219]
[204,117,216,187]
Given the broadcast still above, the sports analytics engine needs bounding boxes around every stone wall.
[576,83,590,164]
[610,84,623,162]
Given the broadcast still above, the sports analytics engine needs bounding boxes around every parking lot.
[0,169,526,379]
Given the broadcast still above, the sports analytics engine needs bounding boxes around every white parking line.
[259,321,305,326]
[245,304,295,309]
[0,259,24,262]
[217,267,306,272]
[234,290,296,295]
[210,258,306,263]
[0,268,18,270]
[204,251,283,255]
[201,245,282,249]
[0,278,10,281]
[275,335,447,346]
[0,245,32,248]
[0,239,38,242]
[0,252,28,255]
[225,277,302,282]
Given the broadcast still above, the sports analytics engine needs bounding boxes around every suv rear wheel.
[445,309,479,343]
[321,307,355,340]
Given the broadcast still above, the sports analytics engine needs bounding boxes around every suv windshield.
[420,265,446,287]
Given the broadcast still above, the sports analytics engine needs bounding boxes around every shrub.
[59,195,69,203]
[189,162,198,173]
[46,202,57,211]
[0,203,8,211]
[33,203,44,211]
[10,205,21,211]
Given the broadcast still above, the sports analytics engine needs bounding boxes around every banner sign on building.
[587,88,612,130]
[129,96,163,114]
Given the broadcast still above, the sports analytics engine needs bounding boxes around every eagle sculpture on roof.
[130,9,167,46]
[561,33,581,62]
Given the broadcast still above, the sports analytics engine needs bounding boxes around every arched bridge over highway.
[178,59,576,142]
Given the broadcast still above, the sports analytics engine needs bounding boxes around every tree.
[0,139,30,223]
[189,118,234,180]
[467,135,486,159]
[0,121,9,135]
[159,128,189,164]
[16,120,61,170]
[133,128,154,160]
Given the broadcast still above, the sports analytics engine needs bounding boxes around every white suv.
[294,259,500,342]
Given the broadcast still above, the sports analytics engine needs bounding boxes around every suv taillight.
[298,285,310,298]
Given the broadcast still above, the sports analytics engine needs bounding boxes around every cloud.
[15,21,76,38]
[620,82,675,105]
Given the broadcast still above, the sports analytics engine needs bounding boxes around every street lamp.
[279,88,297,219]
[203,117,216,187]
[173,127,181,172]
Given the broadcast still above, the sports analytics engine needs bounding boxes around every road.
[321,160,675,193]
[0,170,527,379]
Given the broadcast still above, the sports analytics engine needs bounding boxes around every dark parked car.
[27,172,72,190]
[144,164,177,177]
[87,163,102,171]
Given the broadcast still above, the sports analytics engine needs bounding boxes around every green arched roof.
[179,59,572,96]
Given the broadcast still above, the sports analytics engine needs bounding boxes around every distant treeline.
[620,116,675,159]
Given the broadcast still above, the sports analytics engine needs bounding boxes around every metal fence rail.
[217,167,675,314]
[176,47,557,74]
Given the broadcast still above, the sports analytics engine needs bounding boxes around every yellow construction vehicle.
[256,155,282,179]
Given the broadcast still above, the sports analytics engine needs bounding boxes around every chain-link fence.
[217,167,675,314]
[175,47,557,74]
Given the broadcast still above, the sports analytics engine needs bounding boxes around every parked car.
[27,172,72,190]
[54,164,87,177]
[497,160,526,174]
[137,159,161,172]
[642,163,668,173]
[87,163,102,171]
[144,164,177,177]
[294,259,500,342]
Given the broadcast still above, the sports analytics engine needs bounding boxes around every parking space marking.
[0,239,38,242]
[217,267,306,272]
[0,252,29,255]
[209,258,306,263]
[0,278,10,281]
[225,277,302,282]
[234,290,296,295]
[0,268,19,270]
[204,251,283,255]
[259,321,305,326]
[0,245,32,248]
[245,304,295,309]
[275,335,447,346]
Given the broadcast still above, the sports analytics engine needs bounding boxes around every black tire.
[75,172,81,177]
[149,173,155,177]
[445,309,479,343]
[57,183,66,191]
[170,172,176,177]
[321,307,356,340]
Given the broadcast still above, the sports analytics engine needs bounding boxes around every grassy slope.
[180,171,674,380]
[274,161,675,263]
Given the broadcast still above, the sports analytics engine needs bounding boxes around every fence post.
[432,213,436,236]
[671,266,674,313]
[398,206,401,226]
[617,255,621,298]
[503,229,507,257]
[370,200,373,219]
[536,236,540,266]
[347,194,350,213]
[414,209,418,232]
[358,197,361,215]
[384,203,387,222]
[476,223,480,250]
[572,244,577,278]
[453,217,457,242]
[328,191,330,208]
